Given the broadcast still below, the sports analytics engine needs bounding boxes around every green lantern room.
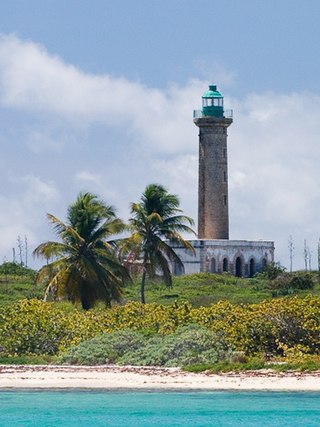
[202,84,224,117]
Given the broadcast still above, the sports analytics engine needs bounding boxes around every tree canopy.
[33,192,130,309]
[127,184,195,303]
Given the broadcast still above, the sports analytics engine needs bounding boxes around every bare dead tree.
[24,235,28,268]
[17,236,23,266]
[288,235,294,272]
[308,247,312,271]
[303,239,308,271]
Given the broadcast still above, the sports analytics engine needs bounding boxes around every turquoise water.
[0,391,319,426]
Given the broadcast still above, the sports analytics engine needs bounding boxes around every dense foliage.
[33,192,130,309]
[123,271,319,306]
[1,269,319,307]
[1,187,318,371]
[0,262,36,279]
[127,183,195,303]
[0,262,42,305]
[269,271,315,296]
[0,297,319,365]
[60,325,233,366]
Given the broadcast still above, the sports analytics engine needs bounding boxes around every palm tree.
[33,192,130,310]
[128,184,195,303]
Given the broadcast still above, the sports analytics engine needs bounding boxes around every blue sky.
[1,0,320,269]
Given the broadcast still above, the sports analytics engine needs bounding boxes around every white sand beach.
[0,365,319,391]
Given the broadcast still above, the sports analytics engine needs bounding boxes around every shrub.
[116,324,232,367]
[0,262,36,279]
[269,272,314,296]
[257,262,286,280]
[1,297,319,362]
[59,329,145,365]
[0,299,106,355]
[191,297,320,357]
[60,324,233,367]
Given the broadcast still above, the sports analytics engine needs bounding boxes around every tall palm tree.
[128,184,195,303]
[33,192,130,310]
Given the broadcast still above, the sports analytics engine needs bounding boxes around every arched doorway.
[174,261,185,276]
[261,258,267,270]
[222,258,228,272]
[235,256,242,277]
[210,258,216,273]
[249,258,255,277]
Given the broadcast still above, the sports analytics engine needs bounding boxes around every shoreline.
[1,365,320,391]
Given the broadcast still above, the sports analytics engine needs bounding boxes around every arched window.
[223,258,228,272]
[249,258,255,277]
[235,257,242,277]
[262,258,267,269]
[210,258,216,273]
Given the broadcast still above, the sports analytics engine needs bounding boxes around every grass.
[0,354,58,365]
[0,275,44,305]
[184,359,320,373]
[1,270,320,307]
[122,272,320,306]
[0,354,319,371]
[0,265,319,371]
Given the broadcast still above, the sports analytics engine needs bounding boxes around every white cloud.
[0,34,319,270]
[0,35,203,153]
[75,171,102,185]
[0,175,59,262]
[228,91,320,268]
[21,174,59,202]
[26,129,68,153]
[0,34,142,125]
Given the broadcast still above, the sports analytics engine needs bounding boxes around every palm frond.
[34,192,128,309]
[128,184,196,302]
[33,241,72,259]
[88,218,126,244]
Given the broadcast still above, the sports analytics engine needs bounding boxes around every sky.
[0,0,320,270]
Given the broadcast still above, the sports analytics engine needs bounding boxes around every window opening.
[235,257,242,277]
[210,258,216,273]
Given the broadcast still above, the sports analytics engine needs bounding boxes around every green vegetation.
[1,269,319,307]
[0,296,319,370]
[123,271,320,306]
[33,192,130,310]
[126,183,195,303]
[59,329,146,365]
[184,359,320,373]
[59,325,232,366]
[1,189,319,372]
[0,354,57,365]
[268,271,314,296]
[0,261,36,279]
[0,255,319,371]
[0,262,42,305]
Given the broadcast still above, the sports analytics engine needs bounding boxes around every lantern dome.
[202,84,224,117]
[202,84,223,99]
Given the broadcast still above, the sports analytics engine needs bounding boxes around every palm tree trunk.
[81,293,90,310]
[141,269,146,304]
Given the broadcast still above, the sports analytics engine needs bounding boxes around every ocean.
[0,390,319,426]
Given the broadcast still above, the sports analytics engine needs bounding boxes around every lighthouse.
[169,83,274,277]
[193,84,233,239]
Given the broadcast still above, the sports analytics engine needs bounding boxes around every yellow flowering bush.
[0,296,319,359]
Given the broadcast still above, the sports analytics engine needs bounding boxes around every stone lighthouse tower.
[169,83,274,278]
[194,84,233,239]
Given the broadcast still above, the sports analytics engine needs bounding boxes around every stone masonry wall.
[170,239,275,278]
[195,117,232,239]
